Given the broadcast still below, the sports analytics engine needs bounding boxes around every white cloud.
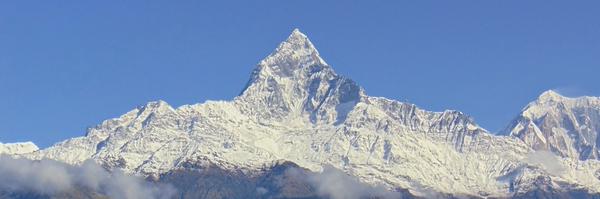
[286,165,406,199]
[524,150,565,176]
[0,155,175,199]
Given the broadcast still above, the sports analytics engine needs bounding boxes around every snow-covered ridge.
[0,141,39,155]
[21,29,600,197]
[504,90,600,160]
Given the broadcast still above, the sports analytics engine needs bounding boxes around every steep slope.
[503,90,600,160]
[23,29,600,198]
[0,142,38,155]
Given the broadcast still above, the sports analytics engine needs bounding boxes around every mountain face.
[0,142,38,155]
[237,29,364,125]
[5,29,600,198]
[503,90,600,160]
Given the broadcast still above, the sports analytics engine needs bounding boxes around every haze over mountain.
[2,29,600,199]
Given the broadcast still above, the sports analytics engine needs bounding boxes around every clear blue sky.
[1,1,599,148]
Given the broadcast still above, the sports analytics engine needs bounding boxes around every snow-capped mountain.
[0,142,38,155]
[503,90,600,160]
[17,29,600,198]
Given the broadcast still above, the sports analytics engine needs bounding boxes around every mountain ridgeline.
[2,29,600,199]
[503,90,600,161]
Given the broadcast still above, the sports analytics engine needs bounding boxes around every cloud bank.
[524,150,565,176]
[285,165,406,199]
[0,155,175,199]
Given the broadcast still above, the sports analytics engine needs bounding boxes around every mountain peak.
[240,29,332,95]
[275,28,314,55]
[537,90,564,102]
[0,141,39,155]
[254,29,328,77]
[289,28,308,40]
[237,29,363,123]
[136,100,174,116]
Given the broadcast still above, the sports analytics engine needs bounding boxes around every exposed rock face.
[503,90,600,160]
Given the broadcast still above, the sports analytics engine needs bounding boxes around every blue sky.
[1,1,599,148]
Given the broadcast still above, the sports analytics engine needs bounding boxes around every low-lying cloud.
[0,155,175,199]
[285,165,406,199]
[524,150,565,176]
